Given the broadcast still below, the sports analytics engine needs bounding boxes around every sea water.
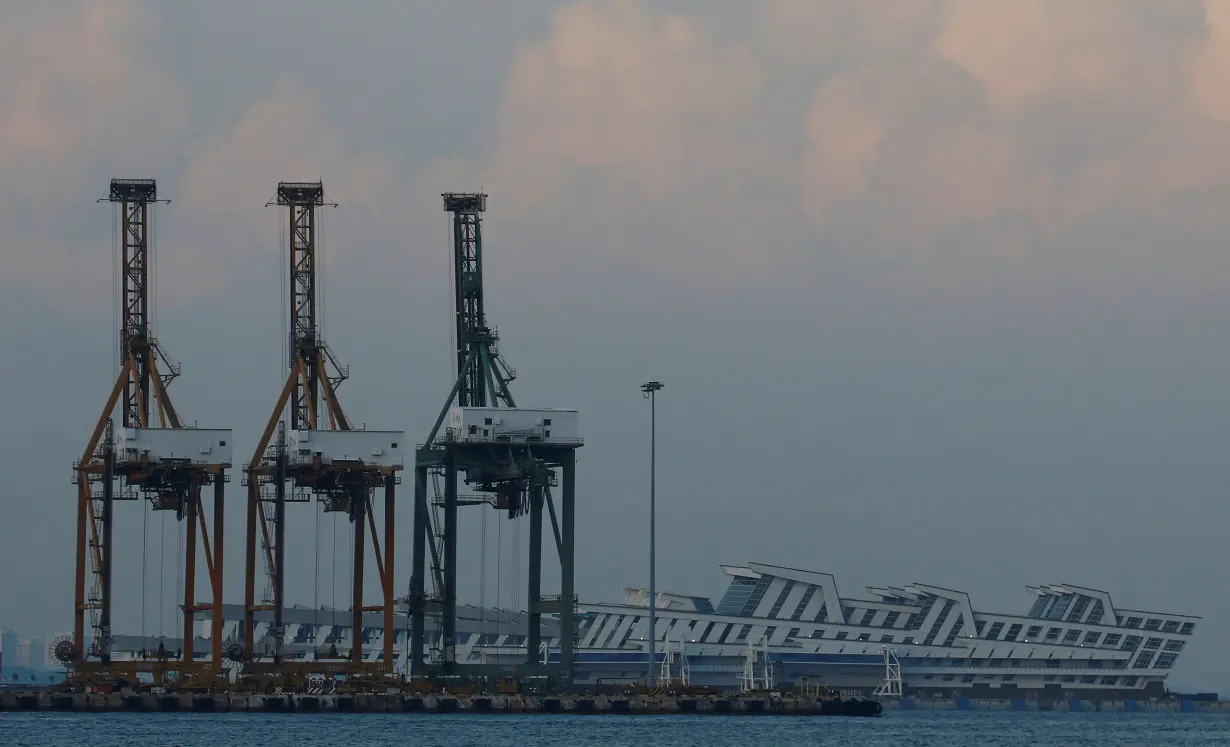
[1,710,1227,746]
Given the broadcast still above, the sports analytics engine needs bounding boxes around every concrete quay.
[0,691,882,716]
[883,697,1230,713]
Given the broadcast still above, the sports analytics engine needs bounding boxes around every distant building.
[105,562,1200,699]
[0,629,45,675]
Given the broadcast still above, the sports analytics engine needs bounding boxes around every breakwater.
[0,692,882,716]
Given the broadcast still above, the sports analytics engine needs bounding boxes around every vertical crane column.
[288,188,320,432]
[452,202,487,408]
[119,186,154,430]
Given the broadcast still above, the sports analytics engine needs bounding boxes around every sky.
[1,0,1229,691]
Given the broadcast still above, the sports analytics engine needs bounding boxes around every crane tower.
[70,178,232,685]
[407,193,582,684]
[241,182,403,679]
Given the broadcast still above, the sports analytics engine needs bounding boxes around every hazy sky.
[3,0,1230,690]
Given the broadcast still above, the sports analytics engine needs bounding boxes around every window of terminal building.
[1180,622,1195,635]
[735,624,753,642]
[1164,640,1185,652]
[695,621,715,643]
[857,633,871,642]
[1047,596,1073,620]
[942,618,965,647]
[1144,637,1162,649]
[1044,627,1061,642]
[1124,617,1142,629]
[715,577,758,616]
[809,629,825,639]
[1024,625,1041,640]
[910,597,936,630]
[1028,596,1050,618]
[1144,619,1162,631]
[1086,600,1105,625]
[835,632,848,641]
[787,627,800,639]
[986,621,1005,640]
[790,586,817,620]
[903,636,915,645]
[1121,635,1142,651]
[741,577,774,616]
[860,609,876,626]
[1101,676,1118,686]
[1132,651,1154,669]
[1083,631,1100,645]
[767,581,796,619]
[1063,629,1081,644]
[1102,633,1122,647]
[1067,597,1091,622]
[1155,653,1177,669]
[884,611,901,628]
[880,635,894,643]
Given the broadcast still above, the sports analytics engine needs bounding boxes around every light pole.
[640,380,663,687]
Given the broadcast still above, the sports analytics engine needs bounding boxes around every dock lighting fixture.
[640,380,664,686]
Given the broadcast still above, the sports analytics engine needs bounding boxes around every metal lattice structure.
[873,647,903,699]
[407,193,581,684]
[241,182,402,680]
[71,179,231,686]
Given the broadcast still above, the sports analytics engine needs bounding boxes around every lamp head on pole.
[640,381,664,398]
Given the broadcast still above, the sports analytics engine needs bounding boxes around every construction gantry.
[240,181,403,681]
[407,193,582,684]
[70,178,232,685]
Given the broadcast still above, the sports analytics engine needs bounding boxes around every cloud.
[168,78,403,299]
[792,0,1230,246]
[179,78,398,223]
[10,0,1230,301]
[936,1,1195,117]
[758,0,944,70]
[0,1,187,299]
[0,1,186,195]
[480,0,763,216]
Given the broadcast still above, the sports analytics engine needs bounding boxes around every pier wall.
[0,692,880,716]
[4,691,1226,715]
[884,697,1230,713]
